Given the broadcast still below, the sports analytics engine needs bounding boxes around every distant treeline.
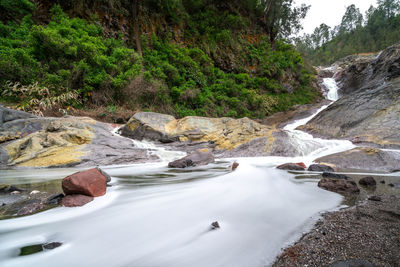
[296,0,400,66]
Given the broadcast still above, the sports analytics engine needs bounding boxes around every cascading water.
[0,71,357,267]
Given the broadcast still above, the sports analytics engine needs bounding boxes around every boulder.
[315,147,400,173]
[322,172,350,180]
[46,193,65,205]
[318,178,360,194]
[308,164,334,172]
[168,151,215,168]
[0,104,36,127]
[62,168,107,197]
[277,163,305,171]
[61,194,94,207]
[121,112,277,153]
[359,176,377,187]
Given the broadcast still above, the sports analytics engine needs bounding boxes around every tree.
[256,0,310,42]
[339,4,363,33]
[377,0,400,18]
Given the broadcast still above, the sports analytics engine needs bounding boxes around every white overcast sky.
[296,0,377,34]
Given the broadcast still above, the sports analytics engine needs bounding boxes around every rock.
[232,162,239,171]
[296,162,307,169]
[300,44,400,148]
[61,194,94,207]
[121,112,277,153]
[359,176,377,187]
[46,193,65,205]
[322,172,349,180]
[368,196,382,202]
[380,180,386,184]
[10,191,21,195]
[211,221,220,229]
[42,242,62,250]
[62,168,107,197]
[96,167,111,183]
[0,113,158,168]
[327,259,374,267]
[16,200,46,216]
[277,163,305,171]
[318,178,360,194]
[308,164,335,172]
[0,104,36,127]
[0,185,25,193]
[30,190,40,195]
[314,147,400,173]
[168,151,215,168]
[388,183,400,188]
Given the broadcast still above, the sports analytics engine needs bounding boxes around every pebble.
[30,190,40,195]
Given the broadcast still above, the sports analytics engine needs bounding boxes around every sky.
[296,0,377,35]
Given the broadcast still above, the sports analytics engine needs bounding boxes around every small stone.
[10,191,21,195]
[368,196,382,201]
[62,168,107,197]
[359,176,376,186]
[232,162,239,171]
[318,178,360,194]
[46,193,65,205]
[211,221,220,229]
[42,242,62,250]
[308,164,335,172]
[380,180,385,184]
[30,190,40,195]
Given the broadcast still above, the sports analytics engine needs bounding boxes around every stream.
[0,77,368,266]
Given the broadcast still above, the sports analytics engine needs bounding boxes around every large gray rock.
[301,43,400,148]
[0,104,36,127]
[315,147,400,173]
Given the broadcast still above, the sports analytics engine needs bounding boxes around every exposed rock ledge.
[120,112,301,158]
[0,105,156,168]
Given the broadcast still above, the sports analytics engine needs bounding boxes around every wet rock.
[0,185,25,193]
[322,172,349,180]
[368,196,382,202]
[380,180,386,184]
[168,151,215,168]
[318,178,360,194]
[388,183,400,188]
[62,168,107,197]
[300,44,400,148]
[96,167,111,183]
[277,163,305,171]
[314,147,400,173]
[30,190,40,195]
[327,259,374,267]
[232,162,239,171]
[10,191,21,195]
[359,176,377,187]
[308,164,334,172]
[211,221,220,229]
[61,194,94,207]
[46,193,65,205]
[42,242,62,250]
[16,199,46,216]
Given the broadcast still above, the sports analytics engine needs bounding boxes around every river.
[0,77,359,266]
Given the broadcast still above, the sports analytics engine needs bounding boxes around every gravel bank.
[273,195,400,266]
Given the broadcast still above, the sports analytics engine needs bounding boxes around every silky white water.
[0,75,354,266]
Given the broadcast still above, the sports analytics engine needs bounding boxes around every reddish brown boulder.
[232,162,239,171]
[296,162,307,169]
[62,168,107,197]
[61,194,94,207]
[318,178,360,194]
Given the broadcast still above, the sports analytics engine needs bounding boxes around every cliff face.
[300,43,400,148]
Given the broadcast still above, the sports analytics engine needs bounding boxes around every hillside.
[0,0,319,120]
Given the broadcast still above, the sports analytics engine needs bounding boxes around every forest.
[0,0,320,119]
[296,0,400,65]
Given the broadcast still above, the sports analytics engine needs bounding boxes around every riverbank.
[273,194,400,266]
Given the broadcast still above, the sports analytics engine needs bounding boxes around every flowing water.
[0,76,363,266]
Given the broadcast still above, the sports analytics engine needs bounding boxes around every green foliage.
[1,2,319,118]
[0,5,141,105]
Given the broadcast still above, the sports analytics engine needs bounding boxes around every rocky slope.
[300,43,400,148]
[0,105,155,168]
